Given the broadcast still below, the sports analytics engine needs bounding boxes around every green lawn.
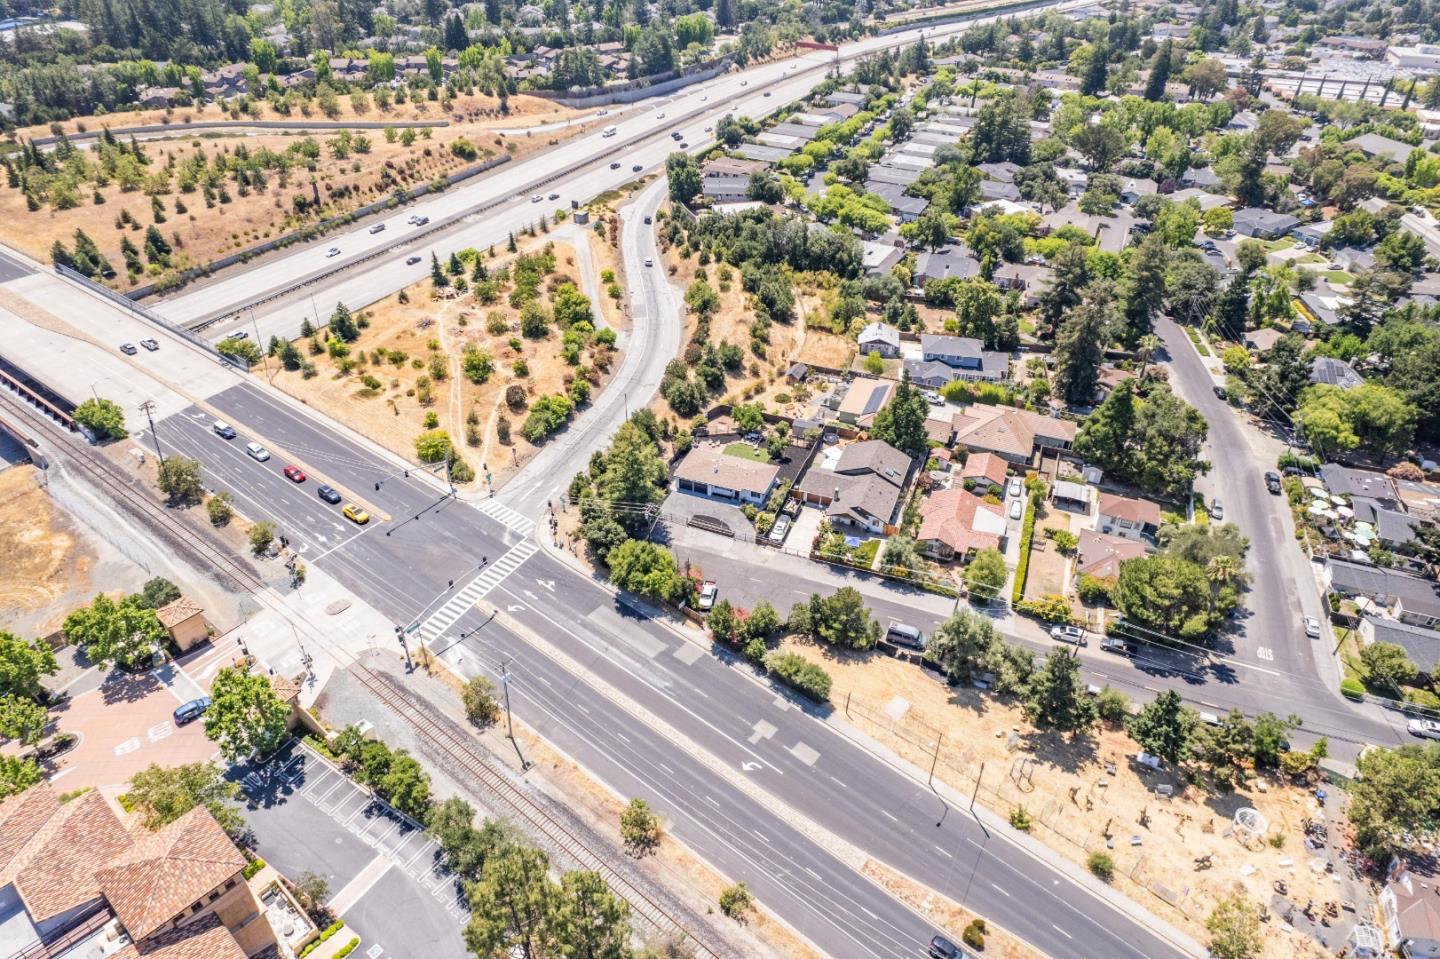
[1318,270,1352,285]
[723,442,770,463]
[1261,237,1295,252]
[853,539,881,567]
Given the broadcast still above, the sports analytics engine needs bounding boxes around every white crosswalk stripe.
[473,498,538,536]
[415,541,538,642]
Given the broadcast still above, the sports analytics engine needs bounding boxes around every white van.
[885,622,925,651]
[245,442,271,462]
[602,125,617,137]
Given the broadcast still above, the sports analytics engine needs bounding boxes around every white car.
[369,223,385,234]
[1007,477,1023,498]
[245,442,271,462]
[1303,617,1322,639]
[656,112,665,119]
[697,581,718,611]
[1409,719,1440,740]
[644,257,653,267]
[326,247,340,257]
[1050,625,1087,646]
[1009,498,1023,520]
[531,194,544,203]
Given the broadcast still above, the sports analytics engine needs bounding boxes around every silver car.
[1409,719,1440,740]
[1304,617,1321,639]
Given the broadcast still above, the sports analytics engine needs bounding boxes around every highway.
[151,0,1095,345]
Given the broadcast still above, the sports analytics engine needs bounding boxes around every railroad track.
[0,382,717,956]
[353,665,719,956]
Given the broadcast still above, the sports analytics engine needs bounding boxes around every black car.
[632,164,642,172]
[1213,385,1227,400]
[929,936,963,958]
[1099,636,1134,655]
[1264,470,1282,494]
[406,255,422,265]
[610,161,621,169]
[173,696,210,725]
[317,484,342,504]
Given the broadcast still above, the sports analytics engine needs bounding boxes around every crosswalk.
[415,540,538,642]
[473,497,538,536]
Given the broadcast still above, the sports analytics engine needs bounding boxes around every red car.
[283,465,306,483]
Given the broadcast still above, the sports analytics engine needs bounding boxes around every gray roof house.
[916,246,981,282]
[1233,207,1300,239]
[905,359,961,389]
[1361,616,1440,675]
[1322,464,1401,508]
[857,322,901,358]
[1346,133,1419,164]
[796,440,914,534]
[1326,559,1440,628]
[1310,356,1364,390]
[919,335,1010,382]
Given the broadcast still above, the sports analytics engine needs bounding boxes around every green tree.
[808,587,879,649]
[0,631,59,701]
[0,695,48,746]
[329,302,359,341]
[73,397,128,439]
[1205,892,1262,959]
[952,278,1005,349]
[249,520,276,555]
[377,752,431,820]
[1125,690,1196,765]
[462,676,499,726]
[132,577,182,610]
[1349,745,1440,855]
[1024,650,1098,733]
[1053,294,1111,405]
[205,666,291,762]
[1118,235,1168,346]
[1114,556,1217,641]
[598,423,667,530]
[606,540,686,604]
[62,594,166,670]
[718,882,753,921]
[551,870,630,957]
[964,547,1009,601]
[666,152,701,205]
[157,456,204,503]
[126,761,245,835]
[1361,642,1418,691]
[1143,40,1173,101]
[620,797,661,855]
[0,755,41,799]
[869,371,929,459]
[1079,42,1109,96]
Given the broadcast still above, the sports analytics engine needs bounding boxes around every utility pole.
[138,400,166,468]
[251,309,272,383]
[500,660,515,740]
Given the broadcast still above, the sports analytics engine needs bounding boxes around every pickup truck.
[697,581,718,611]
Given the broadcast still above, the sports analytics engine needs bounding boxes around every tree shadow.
[99,669,163,705]
[1017,728,1101,776]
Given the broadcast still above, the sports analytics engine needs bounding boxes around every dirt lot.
[265,235,615,486]
[1,91,591,291]
[1025,504,1082,603]
[777,635,1335,959]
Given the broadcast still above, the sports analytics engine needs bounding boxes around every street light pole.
[138,400,166,468]
[500,660,515,740]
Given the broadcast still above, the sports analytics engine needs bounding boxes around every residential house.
[1098,492,1162,542]
[959,451,1008,494]
[976,161,1021,184]
[857,322,901,358]
[1180,167,1223,190]
[1042,202,1135,254]
[834,378,896,428]
[861,239,906,275]
[1244,327,1286,353]
[993,263,1054,307]
[951,406,1078,466]
[1233,207,1300,239]
[1322,464,1401,509]
[0,785,284,959]
[1325,559,1440,628]
[915,246,980,283]
[866,181,929,221]
[1360,617,1440,677]
[672,442,781,506]
[1381,858,1440,959]
[1074,528,1147,582]
[916,489,1008,560]
[919,335,1010,382]
[200,63,248,98]
[1332,246,1376,273]
[1346,133,1419,165]
[1292,221,1333,249]
[155,596,207,652]
[796,440,913,534]
[1051,479,1094,513]
[978,179,1022,202]
[905,359,961,390]
[1310,356,1364,390]
[136,87,180,108]
[702,157,768,205]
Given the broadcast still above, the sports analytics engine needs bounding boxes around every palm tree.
[1205,555,1238,609]
[1136,334,1162,379]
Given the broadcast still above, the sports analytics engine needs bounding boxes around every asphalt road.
[156,379,1195,959]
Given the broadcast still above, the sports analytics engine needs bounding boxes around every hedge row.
[1011,498,1038,606]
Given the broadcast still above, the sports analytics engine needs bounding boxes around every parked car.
[342,503,370,524]
[140,338,159,351]
[923,390,943,405]
[282,465,306,483]
[1007,477,1023,498]
[1211,498,1224,520]
[697,580,718,611]
[173,696,210,725]
[245,442,271,461]
[885,622,925,651]
[1410,719,1440,740]
[212,420,236,439]
[317,484,342,504]
[1303,616,1321,639]
[119,342,138,355]
[1050,625,1087,646]
[928,936,963,958]
[1008,498,1023,520]
[1264,471,1282,494]
[768,514,791,544]
[1099,636,1132,655]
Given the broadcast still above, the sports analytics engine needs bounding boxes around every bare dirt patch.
[776,635,1334,959]
[862,860,1037,959]
[0,465,97,635]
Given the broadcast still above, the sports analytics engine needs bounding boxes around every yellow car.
[342,503,370,525]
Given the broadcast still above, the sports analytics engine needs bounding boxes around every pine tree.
[143,225,171,265]
[447,252,463,276]
[430,253,449,287]
[329,302,358,341]
[507,232,517,252]
[50,240,74,270]
[1143,40,1172,101]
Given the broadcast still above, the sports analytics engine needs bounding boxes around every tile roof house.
[796,440,913,534]
[1074,528,1147,581]
[156,596,207,652]
[959,451,1009,493]
[1233,207,1300,239]
[673,442,781,506]
[951,406,1078,466]
[1098,493,1162,542]
[1382,858,1440,959]
[920,335,1009,382]
[916,489,1008,560]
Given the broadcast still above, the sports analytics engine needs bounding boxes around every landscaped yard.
[723,441,771,462]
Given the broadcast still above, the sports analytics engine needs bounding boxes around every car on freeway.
[1009,497,1023,520]
[119,342,138,355]
[700,95,707,101]
[656,112,665,119]
[406,255,422,265]
[763,91,771,97]
[548,191,560,200]
[369,223,386,234]
[342,503,370,524]
[697,580,718,611]
[644,257,653,267]
[413,215,429,226]
[1211,498,1224,520]
[597,109,608,116]
[226,330,248,340]
[1008,477,1023,498]
[768,514,791,544]
[173,696,210,725]
[632,164,642,171]
[1304,616,1322,639]
[1265,471,1282,494]
[679,142,688,149]
[531,194,544,203]
[671,131,683,141]
[316,484,342,504]
[326,247,340,257]
[1050,625,1087,646]
[282,465,306,483]
[610,161,621,169]
[212,420,236,439]
[407,214,421,224]
[643,215,652,224]
[140,338,159,351]
[928,935,964,958]
[740,79,748,86]
[1409,719,1440,740]
[1099,636,1132,655]
[245,442,271,462]
[704,125,713,132]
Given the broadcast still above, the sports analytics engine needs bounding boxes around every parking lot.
[236,741,470,959]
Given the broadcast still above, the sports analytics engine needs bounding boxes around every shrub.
[961,919,986,950]
[1087,851,1114,881]
[242,858,266,879]
[249,521,276,554]
[1011,498,1037,605]
[333,939,359,959]
[1340,678,1365,700]
[206,491,233,526]
[718,882,753,921]
[620,797,662,855]
[461,676,498,726]
[763,652,832,702]
[1015,594,1074,625]
[1009,806,1032,831]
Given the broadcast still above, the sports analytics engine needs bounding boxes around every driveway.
[235,741,470,959]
